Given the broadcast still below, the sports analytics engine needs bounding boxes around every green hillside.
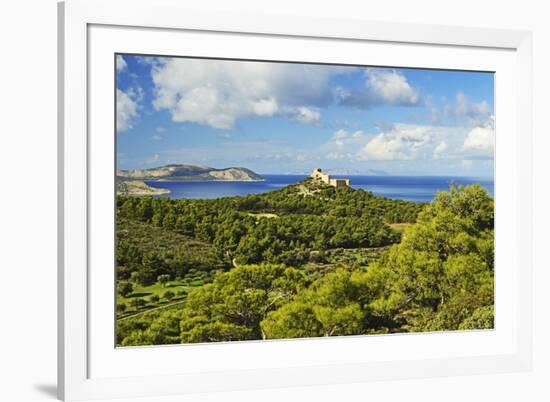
[115,179,493,346]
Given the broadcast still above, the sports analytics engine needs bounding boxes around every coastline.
[125,189,171,196]
[117,180,172,196]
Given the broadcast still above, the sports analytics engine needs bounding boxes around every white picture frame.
[58,0,533,400]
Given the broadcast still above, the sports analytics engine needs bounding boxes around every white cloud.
[433,141,448,159]
[116,55,127,72]
[359,135,406,161]
[319,129,368,159]
[333,129,349,140]
[337,68,420,109]
[462,117,495,156]
[149,121,479,172]
[116,87,142,132]
[143,60,421,129]
[156,127,166,133]
[445,92,491,126]
[252,97,279,116]
[293,107,320,124]
[366,68,419,105]
[357,125,431,161]
[150,58,339,129]
[320,125,467,163]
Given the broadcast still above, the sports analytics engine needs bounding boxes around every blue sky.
[116,54,494,177]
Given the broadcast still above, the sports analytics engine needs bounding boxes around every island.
[116,163,264,196]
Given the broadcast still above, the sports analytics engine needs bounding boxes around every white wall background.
[0,0,547,401]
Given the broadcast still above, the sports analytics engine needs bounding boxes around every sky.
[116,54,494,177]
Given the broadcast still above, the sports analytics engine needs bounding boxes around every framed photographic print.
[58,0,533,400]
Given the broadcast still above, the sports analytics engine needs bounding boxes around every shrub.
[117,281,134,298]
[157,274,171,287]
[163,291,175,301]
[130,298,146,310]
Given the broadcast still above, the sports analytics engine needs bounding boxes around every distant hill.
[323,168,388,176]
[117,164,264,182]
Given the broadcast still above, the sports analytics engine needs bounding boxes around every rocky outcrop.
[117,180,171,196]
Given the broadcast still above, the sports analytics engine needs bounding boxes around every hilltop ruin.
[310,168,350,188]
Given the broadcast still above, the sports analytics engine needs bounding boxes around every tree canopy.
[116,183,494,346]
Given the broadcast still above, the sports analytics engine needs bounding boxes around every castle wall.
[329,178,350,187]
[311,168,350,188]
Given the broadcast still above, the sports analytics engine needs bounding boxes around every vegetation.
[157,274,171,287]
[115,180,493,346]
[117,281,134,298]
[115,279,191,319]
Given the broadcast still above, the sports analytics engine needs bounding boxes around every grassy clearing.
[117,280,189,304]
[388,222,412,233]
[116,278,207,319]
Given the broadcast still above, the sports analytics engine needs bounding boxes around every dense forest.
[115,179,493,346]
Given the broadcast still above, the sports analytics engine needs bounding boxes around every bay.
[145,175,494,202]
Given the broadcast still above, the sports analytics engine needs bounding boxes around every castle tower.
[310,167,350,188]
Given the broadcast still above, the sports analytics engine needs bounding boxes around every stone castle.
[310,168,350,188]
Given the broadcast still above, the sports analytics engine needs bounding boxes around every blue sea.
[145,175,494,203]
